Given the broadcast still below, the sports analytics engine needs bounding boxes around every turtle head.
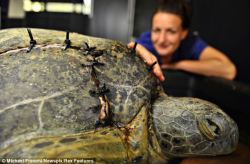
[151,96,239,158]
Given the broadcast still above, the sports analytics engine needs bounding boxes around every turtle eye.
[206,118,221,136]
[197,118,222,140]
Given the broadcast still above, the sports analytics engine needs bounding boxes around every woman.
[128,0,236,81]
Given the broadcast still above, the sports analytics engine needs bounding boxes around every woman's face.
[151,12,188,58]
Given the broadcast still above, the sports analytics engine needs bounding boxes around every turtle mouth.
[197,117,223,140]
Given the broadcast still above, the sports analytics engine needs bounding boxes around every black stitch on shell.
[63,31,71,50]
[26,28,36,53]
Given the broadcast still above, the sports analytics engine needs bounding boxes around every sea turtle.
[0,28,238,163]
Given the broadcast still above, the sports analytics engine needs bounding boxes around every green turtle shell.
[0,28,159,150]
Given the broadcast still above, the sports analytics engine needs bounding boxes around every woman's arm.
[161,46,237,80]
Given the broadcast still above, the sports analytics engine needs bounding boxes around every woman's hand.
[127,42,165,81]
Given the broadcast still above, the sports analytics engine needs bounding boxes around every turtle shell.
[0,28,159,149]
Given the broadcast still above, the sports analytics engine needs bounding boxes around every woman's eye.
[167,29,177,34]
[152,29,161,33]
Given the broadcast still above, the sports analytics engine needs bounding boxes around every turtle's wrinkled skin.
[0,28,238,163]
